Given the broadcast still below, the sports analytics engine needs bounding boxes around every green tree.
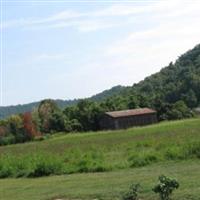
[49,111,66,132]
[38,99,59,133]
[181,89,198,108]
[127,95,139,109]
[7,115,26,143]
[167,100,193,120]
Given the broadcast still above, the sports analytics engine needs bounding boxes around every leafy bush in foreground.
[122,175,179,200]
[153,175,179,200]
[122,184,141,200]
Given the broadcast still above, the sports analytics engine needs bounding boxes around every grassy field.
[1,118,200,177]
[0,160,200,200]
[0,118,200,199]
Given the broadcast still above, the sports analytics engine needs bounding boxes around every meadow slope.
[0,118,200,200]
[1,118,200,176]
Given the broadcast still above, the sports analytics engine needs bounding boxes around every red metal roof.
[105,108,156,118]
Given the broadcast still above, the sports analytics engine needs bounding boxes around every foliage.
[6,115,26,143]
[22,112,41,139]
[38,99,59,133]
[122,184,141,200]
[28,155,63,177]
[0,86,123,120]
[153,175,179,200]
[64,99,104,131]
[166,101,193,120]
[128,152,158,168]
[0,150,107,178]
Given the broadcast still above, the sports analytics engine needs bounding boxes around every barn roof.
[105,108,156,118]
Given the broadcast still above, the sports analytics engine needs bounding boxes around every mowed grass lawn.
[1,160,200,200]
[0,118,200,199]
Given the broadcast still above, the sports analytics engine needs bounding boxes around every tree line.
[0,96,196,145]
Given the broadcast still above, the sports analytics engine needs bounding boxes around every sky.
[1,0,200,106]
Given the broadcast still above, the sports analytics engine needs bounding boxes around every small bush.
[122,183,141,200]
[75,152,107,173]
[0,155,15,178]
[77,160,106,173]
[164,147,185,160]
[29,156,63,177]
[63,150,108,174]
[13,156,36,178]
[0,164,14,178]
[186,142,200,158]
[164,142,200,161]
[153,175,179,200]
[0,135,16,146]
[128,152,158,168]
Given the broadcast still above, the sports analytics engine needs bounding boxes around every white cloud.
[3,0,196,32]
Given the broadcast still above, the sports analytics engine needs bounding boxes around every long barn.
[100,108,157,130]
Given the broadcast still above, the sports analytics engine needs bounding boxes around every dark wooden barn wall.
[100,113,157,130]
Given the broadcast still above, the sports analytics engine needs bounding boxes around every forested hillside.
[0,100,77,120]
[0,44,200,145]
[0,86,124,119]
[108,44,200,120]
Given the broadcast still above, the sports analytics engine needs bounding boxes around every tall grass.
[0,150,108,178]
[0,140,199,178]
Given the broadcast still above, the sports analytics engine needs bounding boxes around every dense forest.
[0,44,200,145]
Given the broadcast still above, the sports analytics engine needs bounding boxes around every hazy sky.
[1,0,200,106]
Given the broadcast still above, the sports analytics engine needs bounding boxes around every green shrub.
[122,184,141,200]
[29,156,63,177]
[0,156,15,178]
[164,147,185,160]
[62,150,108,174]
[0,164,14,178]
[0,135,16,146]
[164,142,200,160]
[75,152,107,173]
[77,159,106,173]
[186,142,200,158]
[153,175,179,200]
[0,153,65,178]
[128,152,158,168]
[14,157,34,178]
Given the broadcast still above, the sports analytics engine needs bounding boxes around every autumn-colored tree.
[22,112,41,139]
